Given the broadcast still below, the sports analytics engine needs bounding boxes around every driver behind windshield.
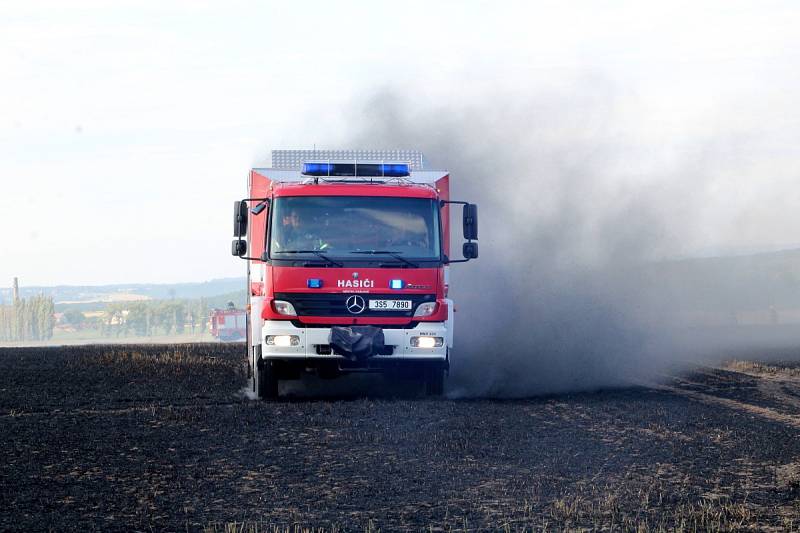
[275,208,329,251]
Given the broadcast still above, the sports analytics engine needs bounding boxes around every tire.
[251,349,258,394]
[424,365,444,396]
[254,357,279,400]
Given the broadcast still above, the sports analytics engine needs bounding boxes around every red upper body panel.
[269,267,441,294]
[259,266,447,324]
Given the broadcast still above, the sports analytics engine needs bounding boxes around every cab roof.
[252,168,447,199]
[271,182,438,199]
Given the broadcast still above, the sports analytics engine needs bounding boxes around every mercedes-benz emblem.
[345,295,366,314]
[352,272,359,279]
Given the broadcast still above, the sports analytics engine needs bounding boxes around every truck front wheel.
[254,357,279,400]
[424,365,444,396]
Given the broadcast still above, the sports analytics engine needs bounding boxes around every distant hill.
[0,277,247,306]
[4,246,800,318]
[638,247,800,314]
[206,290,248,309]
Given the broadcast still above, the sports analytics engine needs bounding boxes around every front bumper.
[260,320,448,361]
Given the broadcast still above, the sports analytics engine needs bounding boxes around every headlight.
[266,335,300,347]
[272,300,296,316]
[411,336,444,348]
[413,301,437,317]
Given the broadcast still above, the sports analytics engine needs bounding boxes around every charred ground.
[2,344,800,531]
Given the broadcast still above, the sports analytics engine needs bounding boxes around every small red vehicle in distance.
[209,304,247,342]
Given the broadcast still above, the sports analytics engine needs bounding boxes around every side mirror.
[250,200,268,215]
[233,201,248,237]
[231,239,247,257]
[463,242,479,259]
[463,203,478,240]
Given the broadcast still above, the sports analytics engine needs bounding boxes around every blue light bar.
[307,278,323,288]
[389,279,405,289]
[301,162,410,177]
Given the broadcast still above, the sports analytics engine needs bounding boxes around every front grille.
[275,292,435,318]
[294,320,420,329]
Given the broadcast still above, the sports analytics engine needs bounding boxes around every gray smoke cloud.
[326,81,800,397]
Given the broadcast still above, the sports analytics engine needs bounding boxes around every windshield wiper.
[349,250,418,268]
[274,250,343,267]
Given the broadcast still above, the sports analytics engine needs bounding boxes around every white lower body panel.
[260,320,448,362]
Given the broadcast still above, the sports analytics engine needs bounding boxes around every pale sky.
[2,1,799,286]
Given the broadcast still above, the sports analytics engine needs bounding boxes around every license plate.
[368,299,412,311]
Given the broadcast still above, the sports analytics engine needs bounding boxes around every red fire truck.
[209,304,247,342]
[231,150,478,398]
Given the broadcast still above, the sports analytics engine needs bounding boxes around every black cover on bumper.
[330,326,385,361]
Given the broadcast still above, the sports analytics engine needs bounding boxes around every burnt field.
[2,345,800,531]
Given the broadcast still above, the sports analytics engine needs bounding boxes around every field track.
[2,344,800,531]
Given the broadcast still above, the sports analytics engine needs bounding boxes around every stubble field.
[2,343,800,531]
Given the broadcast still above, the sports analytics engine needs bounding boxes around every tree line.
[0,294,55,341]
[92,298,211,338]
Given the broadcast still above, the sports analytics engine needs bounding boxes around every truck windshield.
[270,196,441,261]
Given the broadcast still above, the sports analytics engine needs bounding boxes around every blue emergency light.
[302,163,333,176]
[389,279,405,289]
[302,162,410,177]
[382,164,411,177]
[307,278,323,288]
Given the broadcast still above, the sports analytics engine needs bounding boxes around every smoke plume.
[329,81,800,397]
